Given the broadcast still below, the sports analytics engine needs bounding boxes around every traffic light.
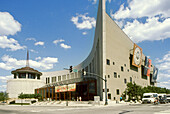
[69,66,73,73]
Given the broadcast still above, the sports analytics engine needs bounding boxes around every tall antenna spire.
[26,50,29,67]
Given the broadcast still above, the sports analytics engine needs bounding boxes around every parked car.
[158,94,168,104]
[166,94,170,103]
[142,93,158,104]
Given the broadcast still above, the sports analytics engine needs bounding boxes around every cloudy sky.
[0,0,169,91]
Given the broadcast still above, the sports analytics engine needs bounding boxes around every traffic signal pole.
[82,71,108,105]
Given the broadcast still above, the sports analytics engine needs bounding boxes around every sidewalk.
[29,100,131,107]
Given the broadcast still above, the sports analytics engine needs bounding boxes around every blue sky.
[0,0,170,91]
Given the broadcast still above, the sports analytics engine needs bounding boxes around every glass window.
[121,66,124,71]
[52,77,56,83]
[108,75,110,78]
[106,59,110,65]
[67,74,69,80]
[130,77,132,83]
[46,78,48,84]
[37,75,40,80]
[124,79,127,84]
[62,75,66,80]
[113,62,115,65]
[70,73,74,79]
[114,72,117,78]
[28,73,35,79]
[58,76,61,81]
[48,77,50,83]
[108,93,111,99]
[19,73,26,78]
[117,89,120,95]
[124,64,126,67]
[118,75,120,78]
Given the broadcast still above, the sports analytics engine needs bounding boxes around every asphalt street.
[0,104,170,114]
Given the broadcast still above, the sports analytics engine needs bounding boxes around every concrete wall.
[7,79,45,98]
[105,13,151,100]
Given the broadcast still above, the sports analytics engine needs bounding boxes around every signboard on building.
[152,66,158,82]
[132,44,142,68]
[143,57,152,76]
[147,59,151,76]
[55,84,76,92]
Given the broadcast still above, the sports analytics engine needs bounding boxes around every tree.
[0,91,9,102]
[18,93,42,101]
[122,82,170,101]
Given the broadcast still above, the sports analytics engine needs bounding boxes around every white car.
[142,93,158,103]
[166,94,170,103]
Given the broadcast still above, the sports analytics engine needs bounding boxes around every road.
[0,104,170,114]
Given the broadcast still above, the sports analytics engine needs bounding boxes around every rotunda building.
[7,51,45,98]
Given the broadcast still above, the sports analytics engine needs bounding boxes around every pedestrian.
[120,97,122,102]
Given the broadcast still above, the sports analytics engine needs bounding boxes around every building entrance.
[35,80,97,101]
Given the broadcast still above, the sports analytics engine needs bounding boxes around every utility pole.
[105,76,108,105]
[66,84,68,106]
[82,71,108,105]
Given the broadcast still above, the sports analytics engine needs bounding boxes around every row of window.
[14,73,40,79]
[46,72,81,84]
[106,59,128,72]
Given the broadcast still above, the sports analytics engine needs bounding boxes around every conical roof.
[11,66,42,75]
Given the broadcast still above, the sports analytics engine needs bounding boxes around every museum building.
[7,0,158,101]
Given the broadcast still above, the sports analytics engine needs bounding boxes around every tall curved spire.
[26,50,29,67]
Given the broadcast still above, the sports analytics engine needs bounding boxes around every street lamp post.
[105,76,108,105]
[66,84,68,106]
[82,71,108,105]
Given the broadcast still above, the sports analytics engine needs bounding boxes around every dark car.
[158,95,168,104]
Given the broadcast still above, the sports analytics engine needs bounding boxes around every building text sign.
[55,84,76,92]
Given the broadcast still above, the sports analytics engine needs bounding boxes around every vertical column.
[55,93,57,100]
[52,87,54,100]
[87,83,89,100]
[26,73,28,79]
[45,88,47,100]
[16,73,18,79]
[35,74,37,79]
[64,92,66,100]
[48,88,50,100]
[42,89,44,100]
[69,92,71,100]
[59,93,61,100]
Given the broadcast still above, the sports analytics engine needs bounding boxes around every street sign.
[73,69,78,72]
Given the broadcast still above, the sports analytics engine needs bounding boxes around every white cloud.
[0,75,13,83]
[0,85,7,92]
[155,51,170,88]
[155,51,170,73]
[110,0,170,43]
[0,12,21,36]
[0,36,26,51]
[0,55,58,70]
[122,17,170,43]
[71,13,96,30]
[88,0,97,4]
[60,43,71,49]
[108,0,112,3]
[53,39,64,45]
[30,49,38,53]
[34,41,44,46]
[0,75,13,92]
[113,0,170,19]
[35,57,41,60]
[41,57,58,64]
[82,32,87,35]
[25,38,36,41]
